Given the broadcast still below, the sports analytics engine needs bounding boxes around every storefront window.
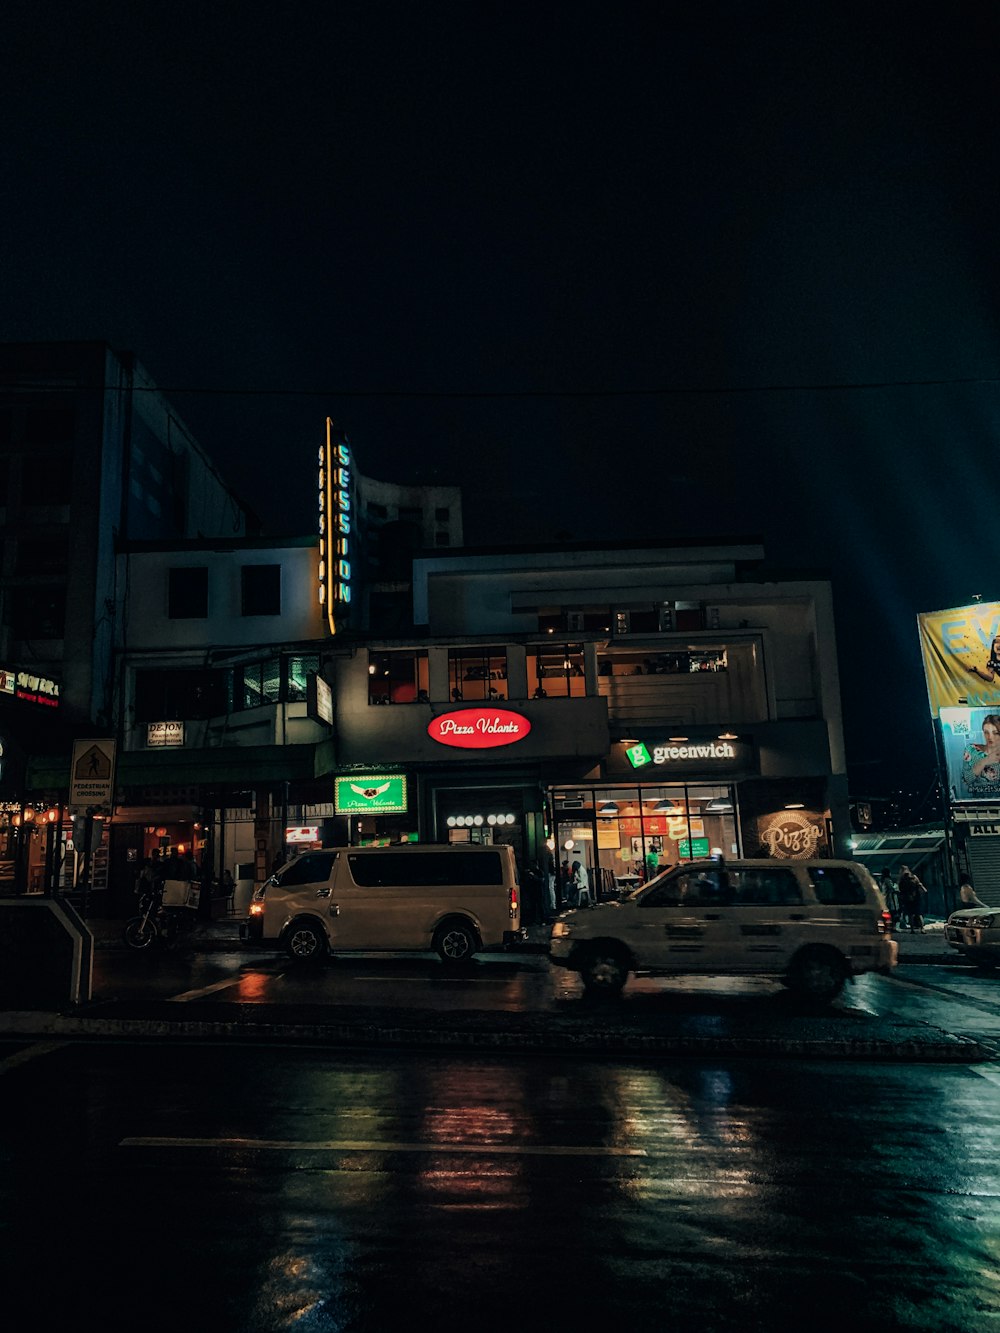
[597,648,728,677]
[286,655,319,702]
[551,783,740,908]
[368,649,429,705]
[448,646,507,702]
[527,644,585,698]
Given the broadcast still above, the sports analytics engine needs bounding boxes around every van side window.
[808,866,867,905]
[347,851,503,888]
[641,870,727,908]
[278,852,336,886]
[729,868,802,906]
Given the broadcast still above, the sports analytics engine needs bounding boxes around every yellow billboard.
[917,602,1000,716]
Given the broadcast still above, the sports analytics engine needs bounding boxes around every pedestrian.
[521,862,545,926]
[959,878,987,908]
[544,855,557,919]
[879,868,900,925]
[897,864,928,933]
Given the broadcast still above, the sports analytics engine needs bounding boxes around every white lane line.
[120,1135,646,1157]
[167,977,246,1002]
[0,1040,68,1076]
[971,1064,1000,1087]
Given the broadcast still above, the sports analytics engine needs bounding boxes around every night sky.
[4,2,999,800]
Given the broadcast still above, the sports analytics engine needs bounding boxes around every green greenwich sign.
[334,775,408,815]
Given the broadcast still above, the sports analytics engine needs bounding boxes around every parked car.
[549,857,896,1001]
[944,907,1000,968]
[242,843,522,962]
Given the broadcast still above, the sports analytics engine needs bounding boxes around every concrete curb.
[0,1009,991,1062]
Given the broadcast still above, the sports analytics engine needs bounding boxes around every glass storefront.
[549,783,740,905]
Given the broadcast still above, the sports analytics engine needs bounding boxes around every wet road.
[2,1036,999,1332]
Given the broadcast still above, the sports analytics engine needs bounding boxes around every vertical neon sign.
[318,417,351,635]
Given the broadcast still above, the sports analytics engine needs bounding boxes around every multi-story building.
[331,539,849,901]
[0,341,254,891]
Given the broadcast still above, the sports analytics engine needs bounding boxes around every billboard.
[917,602,1000,716]
[940,707,1000,803]
[334,775,407,814]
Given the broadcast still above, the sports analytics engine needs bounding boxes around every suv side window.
[641,869,727,908]
[808,865,867,905]
[278,852,337,887]
[729,868,803,906]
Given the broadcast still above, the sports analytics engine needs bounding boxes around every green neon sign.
[679,837,710,859]
[335,775,407,814]
[625,742,652,769]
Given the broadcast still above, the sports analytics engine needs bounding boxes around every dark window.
[168,567,208,619]
[25,407,75,445]
[628,608,658,633]
[368,650,429,704]
[134,669,228,721]
[7,586,66,639]
[528,644,585,698]
[15,535,69,576]
[277,851,337,887]
[729,868,803,906]
[346,850,503,888]
[434,507,450,521]
[435,532,450,546]
[241,564,280,617]
[641,869,726,908]
[366,501,388,518]
[398,506,422,523]
[809,866,867,905]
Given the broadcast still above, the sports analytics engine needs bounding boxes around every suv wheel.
[285,921,328,962]
[787,946,846,1002]
[578,947,629,996]
[434,921,476,964]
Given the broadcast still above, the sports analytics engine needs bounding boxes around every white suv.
[549,858,896,1001]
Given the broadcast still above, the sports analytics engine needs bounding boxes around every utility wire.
[2,375,999,399]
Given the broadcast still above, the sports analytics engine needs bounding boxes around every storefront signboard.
[626,739,739,768]
[286,826,320,843]
[757,809,824,858]
[147,721,184,748]
[334,775,408,814]
[427,708,531,750]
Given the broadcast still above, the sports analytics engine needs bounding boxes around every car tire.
[434,920,477,964]
[787,945,846,1002]
[577,946,630,997]
[284,920,328,962]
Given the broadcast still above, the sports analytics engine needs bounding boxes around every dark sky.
[4,2,999,795]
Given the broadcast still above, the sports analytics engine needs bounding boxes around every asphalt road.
[2,1036,998,1333]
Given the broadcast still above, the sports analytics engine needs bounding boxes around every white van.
[549,857,897,1000]
[241,843,522,963]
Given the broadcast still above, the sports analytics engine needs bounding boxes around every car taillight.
[879,910,892,933]
[510,886,519,918]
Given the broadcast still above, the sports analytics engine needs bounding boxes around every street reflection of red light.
[237,972,271,1000]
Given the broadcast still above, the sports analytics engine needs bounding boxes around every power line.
[2,374,1000,400]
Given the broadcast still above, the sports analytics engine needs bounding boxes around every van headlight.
[551,921,573,938]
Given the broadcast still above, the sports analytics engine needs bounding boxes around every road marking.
[0,1040,68,1076]
[167,977,245,1002]
[971,1062,1000,1086]
[120,1135,646,1157]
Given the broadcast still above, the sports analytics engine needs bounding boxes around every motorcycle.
[123,876,200,950]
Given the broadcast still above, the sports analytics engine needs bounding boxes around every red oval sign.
[427,708,532,749]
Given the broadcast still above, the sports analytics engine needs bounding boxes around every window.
[809,866,867,905]
[168,567,208,619]
[641,868,725,909]
[366,501,388,518]
[7,586,66,639]
[25,407,75,445]
[435,532,450,546]
[241,564,280,617]
[134,668,228,721]
[237,658,281,709]
[448,646,507,702]
[368,649,429,704]
[15,535,69,576]
[527,644,585,698]
[286,655,319,702]
[434,507,450,521]
[729,868,802,906]
[278,851,336,886]
[346,850,503,888]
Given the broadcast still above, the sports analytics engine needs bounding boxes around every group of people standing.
[879,864,987,932]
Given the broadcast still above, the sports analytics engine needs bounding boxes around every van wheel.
[285,921,327,962]
[787,946,846,1002]
[578,947,629,996]
[434,921,477,964]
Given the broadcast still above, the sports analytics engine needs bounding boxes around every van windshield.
[277,851,337,887]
